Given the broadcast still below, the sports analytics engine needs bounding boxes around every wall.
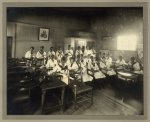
[7,14,89,58]
[7,8,143,61]
[90,8,143,61]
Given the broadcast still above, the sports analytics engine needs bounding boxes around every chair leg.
[74,93,77,109]
[91,90,93,105]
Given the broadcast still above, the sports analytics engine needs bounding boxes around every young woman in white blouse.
[115,55,127,70]
[128,56,143,74]
[45,54,61,75]
[47,47,55,59]
[57,56,69,85]
[25,46,35,66]
[65,45,73,59]
[68,56,82,81]
[80,55,93,85]
[56,47,64,63]
[36,46,47,65]
[75,46,83,59]
[99,55,116,76]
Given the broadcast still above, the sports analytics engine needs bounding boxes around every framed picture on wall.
[39,28,49,41]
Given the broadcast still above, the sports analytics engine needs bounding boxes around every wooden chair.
[68,70,93,109]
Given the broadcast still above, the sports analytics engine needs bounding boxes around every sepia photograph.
[3,1,148,120]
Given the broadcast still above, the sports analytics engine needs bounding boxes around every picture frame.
[38,27,49,41]
[1,1,150,121]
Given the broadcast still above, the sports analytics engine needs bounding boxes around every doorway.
[7,36,13,58]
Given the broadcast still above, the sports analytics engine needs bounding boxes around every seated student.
[87,56,106,88]
[99,55,116,87]
[56,46,64,63]
[82,46,90,57]
[75,46,83,58]
[57,56,69,84]
[64,53,71,66]
[68,56,82,81]
[80,54,87,66]
[80,55,93,85]
[99,56,107,72]
[45,54,61,75]
[90,47,96,58]
[128,56,143,73]
[58,56,68,70]
[48,47,55,59]
[115,55,127,69]
[65,45,73,59]
[102,52,106,59]
[98,52,105,68]
[86,54,92,65]
[105,53,113,68]
[68,57,77,71]
[36,46,47,65]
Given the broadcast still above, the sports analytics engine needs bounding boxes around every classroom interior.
[7,7,144,115]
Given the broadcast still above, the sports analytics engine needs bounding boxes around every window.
[117,35,137,51]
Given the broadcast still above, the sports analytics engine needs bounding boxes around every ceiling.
[7,7,143,20]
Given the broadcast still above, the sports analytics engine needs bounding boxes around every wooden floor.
[33,85,143,115]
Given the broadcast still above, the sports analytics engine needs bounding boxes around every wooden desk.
[40,77,66,114]
[117,70,138,83]
[116,70,142,102]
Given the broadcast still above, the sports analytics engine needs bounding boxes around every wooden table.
[40,77,66,114]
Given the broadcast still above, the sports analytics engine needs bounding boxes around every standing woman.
[36,46,47,65]
[25,46,35,66]
[25,46,35,59]
[48,47,55,59]
[90,47,96,58]
[65,45,73,59]
[56,46,64,64]
[75,46,83,59]
[82,46,85,56]
[84,46,90,57]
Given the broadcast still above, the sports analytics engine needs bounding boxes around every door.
[7,36,13,58]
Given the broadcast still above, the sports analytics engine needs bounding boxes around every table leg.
[60,87,65,114]
[41,90,46,114]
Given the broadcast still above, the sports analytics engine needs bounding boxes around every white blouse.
[65,49,73,57]
[48,51,55,57]
[25,51,35,59]
[116,59,126,65]
[36,51,46,59]
[88,62,106,79]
